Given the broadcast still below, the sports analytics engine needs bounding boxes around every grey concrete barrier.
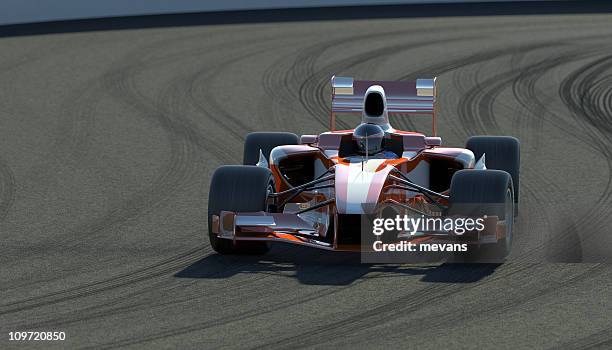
[0,0,528,26]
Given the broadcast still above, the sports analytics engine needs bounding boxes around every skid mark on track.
[0,158,15,222]
[0,245,207,317]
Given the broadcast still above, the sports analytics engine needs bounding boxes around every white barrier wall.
[0,0,522,26]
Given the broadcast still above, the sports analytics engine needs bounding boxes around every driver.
[352,123,397,159]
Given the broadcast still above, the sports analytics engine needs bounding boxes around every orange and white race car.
[208,76,520,261]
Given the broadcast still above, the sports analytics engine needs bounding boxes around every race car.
[207,76,520,260]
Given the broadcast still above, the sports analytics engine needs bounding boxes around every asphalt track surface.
[1,3,612,349]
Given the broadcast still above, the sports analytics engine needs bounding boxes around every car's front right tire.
[448,169,514,262]
[466,136,520,216]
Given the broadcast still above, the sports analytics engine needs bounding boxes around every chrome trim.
[424,136,442,146]
[235,215,276,226]
[401,151,418,160]
[474,153,487,170]
[332,76,354,95]
[333,97,434,113]
[300,134,318,144]
[416,78,436,97]
[455,149,476,168]
[229,236,334,249]
[218,211,236,239]
[324,150,338,158]
[256,149,269,168]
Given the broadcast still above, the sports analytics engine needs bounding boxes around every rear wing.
[330,76,438,135]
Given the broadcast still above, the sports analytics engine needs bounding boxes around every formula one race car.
[208,76,520,261]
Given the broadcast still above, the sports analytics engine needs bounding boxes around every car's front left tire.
[243,132,299,165]
[207,165,273,254]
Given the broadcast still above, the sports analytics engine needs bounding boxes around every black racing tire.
[243,132,299,166]
[207,165,273,255]
[449,169,514,262]
[466,136,520,216]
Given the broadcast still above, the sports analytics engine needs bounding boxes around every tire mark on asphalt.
[252,262,537,349]
[557,54,612,255]
[0,243,207,317]
[0,157,15,221]
[255,263,606,349]
[83,261,406,349]
[549,325,612,350]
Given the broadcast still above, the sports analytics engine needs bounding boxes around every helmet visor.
[353,123,385,155]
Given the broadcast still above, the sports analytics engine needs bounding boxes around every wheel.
[449,169,514,262]
[243,132,299,166]
[207,165,273,254]
[466,136,520,216]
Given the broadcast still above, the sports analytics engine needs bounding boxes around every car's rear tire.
[243,132,299,165]
[466,136,520,216]
[449,169,514,262]
[207,165,273,254]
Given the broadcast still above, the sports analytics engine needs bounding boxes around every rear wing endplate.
[330,76,438,135]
